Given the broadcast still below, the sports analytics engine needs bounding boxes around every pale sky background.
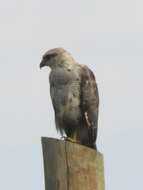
[0,0,143,189]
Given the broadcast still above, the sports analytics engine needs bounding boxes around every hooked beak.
[40,60,45,69]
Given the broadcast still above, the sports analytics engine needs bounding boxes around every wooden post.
[41,137,105,190]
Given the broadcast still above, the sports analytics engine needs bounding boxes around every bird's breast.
[50,68,81,114]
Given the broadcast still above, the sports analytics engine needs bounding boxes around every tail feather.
[78,124,97,150]
[88,127,97,150]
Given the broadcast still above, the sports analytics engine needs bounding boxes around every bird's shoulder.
[75,64,97,87]
[79,64,99,104]
[49,66,80,86]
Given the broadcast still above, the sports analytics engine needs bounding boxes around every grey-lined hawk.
[40,48,99,149]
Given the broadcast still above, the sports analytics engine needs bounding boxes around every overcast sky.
[0,0,143,189]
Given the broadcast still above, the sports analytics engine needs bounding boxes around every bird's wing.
[80,65,99,147]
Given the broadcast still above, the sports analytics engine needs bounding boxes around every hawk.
[40,48,99,149]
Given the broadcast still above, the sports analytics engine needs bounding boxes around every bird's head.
[40,48,75,69]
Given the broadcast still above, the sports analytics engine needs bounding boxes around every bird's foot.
[65,137,80,143]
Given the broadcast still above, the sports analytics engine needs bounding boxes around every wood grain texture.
[41,137,105,190]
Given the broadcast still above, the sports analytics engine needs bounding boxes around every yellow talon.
[65,135,80,143]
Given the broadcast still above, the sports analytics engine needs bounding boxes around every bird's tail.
[88,127,97,150]
[78,124,97,150]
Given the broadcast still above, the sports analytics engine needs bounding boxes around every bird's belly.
[54,89,81,123]
[51,80,80,111]
[50,75,81,129]
[55,95,80,116]
[56,105,81,130]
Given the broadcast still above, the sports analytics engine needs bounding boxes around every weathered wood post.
[41,137,105,190]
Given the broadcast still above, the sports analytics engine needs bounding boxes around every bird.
[40,48,99,149]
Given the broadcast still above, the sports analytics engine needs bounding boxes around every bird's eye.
[43,53,58,61]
